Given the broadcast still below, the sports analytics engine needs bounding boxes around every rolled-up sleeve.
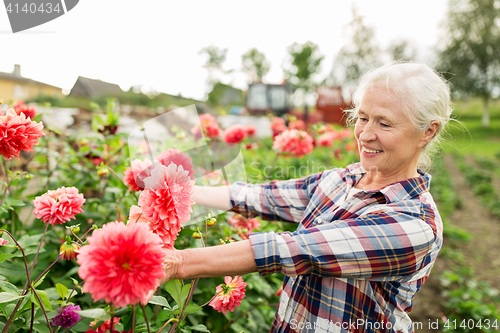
[229,172,323,223]
[249,209,436,279]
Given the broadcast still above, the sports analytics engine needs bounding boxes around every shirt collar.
[345,162,431,203]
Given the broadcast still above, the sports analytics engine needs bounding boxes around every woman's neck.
[355,168,420,191]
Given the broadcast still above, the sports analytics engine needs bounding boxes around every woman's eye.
[381,123,390,128]
[358,117,368,122]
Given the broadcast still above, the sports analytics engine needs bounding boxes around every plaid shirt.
[230,163,443,333]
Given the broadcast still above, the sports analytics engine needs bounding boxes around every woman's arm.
[159,240,257,284]
[191,185,231,211]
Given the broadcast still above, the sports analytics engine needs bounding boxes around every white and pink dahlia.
[124,158,152,191]
[156,149,195,179]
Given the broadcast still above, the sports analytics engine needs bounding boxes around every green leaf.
[31,290,52,311]
[33,324,51,333]
[17,234,42,249]
[32,270,50,289]
[180,283,191,308]
[76,308,111,321]
[56,283,68,300]
[165,279,183,307]
[0,292,24,303]
[0,281,19,294]
[149,295,172,310]
[0,253,16,264]
[188,324,210,332]
[8,199,25,207]
[183,303,203,315]
[0,262,26,277]
[70,277,80,286]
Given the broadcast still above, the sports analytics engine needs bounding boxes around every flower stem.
[1,156,12,195]
[264,153,280,183]
[29,303,35,333]
[168,279,199,333]
[157,318,178,333]
[32,254,62,286]
[108,165,138,200]
[131,305,136,333]
[0,229,34,333]
[28,223,49,280]
[141,304,151,333]
[110,305,115,332]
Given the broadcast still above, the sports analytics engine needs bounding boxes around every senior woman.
[158,62,451,333]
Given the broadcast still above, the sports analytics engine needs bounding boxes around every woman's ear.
[418,121,440,148]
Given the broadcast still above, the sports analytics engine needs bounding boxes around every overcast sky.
[0,0,449,100]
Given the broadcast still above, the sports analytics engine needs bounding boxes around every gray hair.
[345,62,453,171]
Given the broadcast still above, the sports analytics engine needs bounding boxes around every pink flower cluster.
[272,129,314,158]
[33,187,85,225]
[77,222,167,308]
[209,276,247,314]
[137,163,195,248]
[191,113,221,140]
[223,124,247,144]
[271,117,287,135]
[124,149,194,192]
[13,101,36,120]
[0,109,45,159]
[227,213,260,239]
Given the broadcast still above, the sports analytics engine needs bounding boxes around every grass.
[441,98,500,157]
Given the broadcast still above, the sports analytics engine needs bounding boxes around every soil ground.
[411,154,500,332]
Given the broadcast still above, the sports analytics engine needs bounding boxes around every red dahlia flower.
[0,109,45,159]
[209,276,247,314]
[77,222,166,308]
[33,187,85,225]
[223,124,247,144]
[14,101,36,120]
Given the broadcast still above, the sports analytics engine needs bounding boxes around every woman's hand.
[142,247,182,305]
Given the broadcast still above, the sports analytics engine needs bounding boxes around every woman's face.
[354,87,427,179]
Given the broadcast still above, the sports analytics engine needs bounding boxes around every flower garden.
[0,101,359,333]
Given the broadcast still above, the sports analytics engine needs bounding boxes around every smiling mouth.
[362,147,383,154]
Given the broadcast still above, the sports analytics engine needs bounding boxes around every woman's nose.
[358,122,377,142]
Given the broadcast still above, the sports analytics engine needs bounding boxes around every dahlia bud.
[60,239,80,260]
[207,217,217,227]
[219,237,234,245]
[192,231,202,239]
[97,163,109,176]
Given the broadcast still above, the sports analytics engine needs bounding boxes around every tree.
[331,5,381,90]
[199,45,230,88]
[437,0,500,128]
[284,41,324,108]
[387,38,417,62]
[241,48,270,83]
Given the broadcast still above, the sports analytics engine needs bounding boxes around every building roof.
[0,66,62,90]
[69,76,123,98]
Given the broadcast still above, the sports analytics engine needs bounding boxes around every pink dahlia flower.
[191,113,221,140]
[272,129,314,158]
[270,117,287,135]
[0,238,9,246]
[0,109,45,159]
[33,187,85,225]
[77,222,166,308]
[223,124,247,144]
[227,213,260,239]
[288,119,306,130]
[124,158,152,191]
[209,276,247,314]
[14,101,36,120]
[138,163,195,248]
[316,132,336,147]
[156,149,195,178]
[246,124,257,137]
